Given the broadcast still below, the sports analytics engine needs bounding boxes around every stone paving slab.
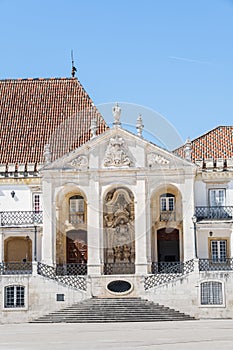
[0,320,233,350]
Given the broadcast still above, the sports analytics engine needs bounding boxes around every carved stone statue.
[114,245,122,263]
[112,103,121,127]
[123,245,131,262]
[44,144,52,164]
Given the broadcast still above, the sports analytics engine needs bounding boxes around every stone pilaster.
[134,179,148,274]
[87,176,101,275]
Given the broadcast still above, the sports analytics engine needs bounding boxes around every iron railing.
[0,211,43,226]
[144,260,194,290]
[199,258,233,271]
[160,211,176,222]
[69,214,84,224]
[56,263,87,276]
[0,262,32,275]
[104,263,135,275]
[152,261,184,274]
[37,262,87,291]
[195,206,233,221]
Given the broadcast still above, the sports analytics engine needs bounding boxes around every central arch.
[103,186,135,274]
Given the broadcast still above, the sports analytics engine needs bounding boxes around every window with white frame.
[4,285,25,308]
[160,193,175,211]
[160,193,175,221]
[200,281,223,305]
[209,189,225,206]
[211,240,227,262]
[69,195,85,224]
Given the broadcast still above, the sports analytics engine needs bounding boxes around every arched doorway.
[66,229,87,264]
[157,228,180,263]
[103,187,135,274]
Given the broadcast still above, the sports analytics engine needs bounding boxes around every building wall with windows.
[0,95,233,322]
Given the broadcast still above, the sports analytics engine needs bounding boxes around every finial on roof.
[136,114,144,138]
[184,137,192,161]
[71,50,77,77]
[44,144,52,164]
[90,117,97,138]
[112,102,121,127]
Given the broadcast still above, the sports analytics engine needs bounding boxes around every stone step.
[31,298,195,323]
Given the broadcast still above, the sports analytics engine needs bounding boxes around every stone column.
[87,176,101,275]
[134,179,148,274]
[41,177,54,265]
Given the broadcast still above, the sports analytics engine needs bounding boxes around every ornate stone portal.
[104,187,135,266]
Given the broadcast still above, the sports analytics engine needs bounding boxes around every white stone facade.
[0,120,233,323]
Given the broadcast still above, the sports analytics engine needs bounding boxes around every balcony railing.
[195,206,233,221]
[0,262,32,275]
[199,258,233,271]
[0,211,43,226]
[160,211,176,222]
[69,213,84,224]
[104,263,135,275]
[152,261,184,274]
[56,263,87,276]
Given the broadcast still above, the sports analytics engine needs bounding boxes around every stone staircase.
[31,298,195,323]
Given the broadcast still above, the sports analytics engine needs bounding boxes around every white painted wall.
[0,185,33,212]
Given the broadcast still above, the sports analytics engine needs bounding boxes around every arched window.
[160,193,175,221]
[69,195,85,224]
[200,281,223,305]
[4,285,25,308]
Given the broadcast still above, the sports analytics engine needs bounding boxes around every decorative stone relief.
[147,152,169,167]
[70,155,88,170]
[103,135,132,167]
[104,188,135,265]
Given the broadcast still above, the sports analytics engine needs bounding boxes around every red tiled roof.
[0,77,107,164]
[174,126,233,162]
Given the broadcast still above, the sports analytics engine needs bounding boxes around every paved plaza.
[0,320,233,350]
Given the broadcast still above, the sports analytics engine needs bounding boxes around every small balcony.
[0,262,32,275]
[0,211,43,227]
[160,211,176,222]
[199,258,233,271]
[195,206,233,221]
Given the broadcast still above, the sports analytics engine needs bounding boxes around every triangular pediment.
[42,127,195,172]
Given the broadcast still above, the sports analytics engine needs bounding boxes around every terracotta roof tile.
[174,126,233,162]
[0,77,107,164]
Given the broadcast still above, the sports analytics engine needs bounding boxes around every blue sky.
[0,0,232,148]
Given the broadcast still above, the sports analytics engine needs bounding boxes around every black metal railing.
[144,260,194,290]
[195,206,233,221]
[160,211,176,222]
[104,263,135,275]
[56,263,87,276]
[199,258,233,271]
[37,262,87,291]
[0,211,43,226]
[0,262,32,275]
[152,261,184,274]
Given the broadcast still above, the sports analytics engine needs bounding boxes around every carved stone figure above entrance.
[103,135,133,167]
[104,187,135,271]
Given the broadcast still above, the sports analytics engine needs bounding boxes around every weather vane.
[71,50,77,77]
